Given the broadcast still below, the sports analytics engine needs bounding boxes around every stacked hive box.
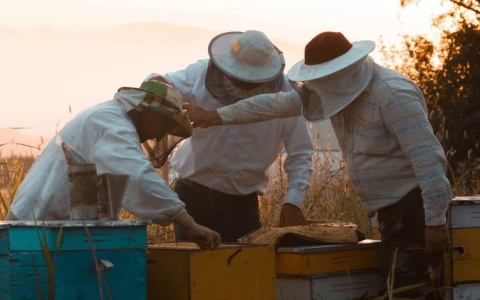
[446,196,480,299]
[147,242,276,300]
[8,220,149,299]
[0,222,9,300]
[275,239,381,300]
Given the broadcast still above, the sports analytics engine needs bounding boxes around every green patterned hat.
[125,80,192,138]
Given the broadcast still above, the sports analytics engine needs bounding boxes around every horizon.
[0,0,447,157]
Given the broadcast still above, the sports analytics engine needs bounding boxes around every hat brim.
[208,31,285,83]
[169,112,193,138]
[300,56,375,122]
[119,86,193,138]
[288,40,375,82]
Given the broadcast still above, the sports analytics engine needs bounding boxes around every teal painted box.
[8,220,149,300]
[0,222,10,300]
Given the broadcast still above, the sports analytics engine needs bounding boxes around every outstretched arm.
[184,90,303,128]
[183,103,223,128]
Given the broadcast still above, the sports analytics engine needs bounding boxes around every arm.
[91,126,221,248]
[383,82,451,253]
[91,126,186,224]
[184,90,303,128]
[278,118,314,227]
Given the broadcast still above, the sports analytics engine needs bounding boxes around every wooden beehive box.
[276,269,380,300]
[8,220,149,300]
[451,282,480,300]
[275,239,381,300]
[147,242,276,300]
[275,239,381,275]
[0,222,10,300]
[445,196,480,285]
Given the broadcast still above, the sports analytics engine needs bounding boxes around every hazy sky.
[3,0,440,44]
[0,0,446,156]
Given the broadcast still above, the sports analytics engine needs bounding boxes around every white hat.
[288,31,375,82]
[208,30,285,83]
[287,32,376,122]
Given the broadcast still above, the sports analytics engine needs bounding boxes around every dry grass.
[0,155,34,219]
[0,147,369,243]
[4,121,478,244]
[260,135,371,237]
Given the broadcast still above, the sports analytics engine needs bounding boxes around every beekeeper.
[185,31,452,297]
[7,80,220,249]
[147,30,313,242]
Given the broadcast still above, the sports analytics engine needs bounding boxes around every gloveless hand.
[424,224,450,254]
[183,104,223,128]
[173,211,221,249]
[185,224,221,250]
[278,203,307,227]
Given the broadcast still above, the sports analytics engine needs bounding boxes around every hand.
[185,224,221,250]
[173,212,221,249]
[424,224,450,254]
[183,104,223,128]
[278,203,307,227]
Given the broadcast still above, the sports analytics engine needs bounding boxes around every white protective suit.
[8,89,186,224]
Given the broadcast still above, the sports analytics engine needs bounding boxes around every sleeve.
[281,117,314,208]
[154,60,205,105]
[89,123,186,225]
[217,90,303,124]
[382,81,452,226]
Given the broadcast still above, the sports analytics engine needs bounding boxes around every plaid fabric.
[139,93,176,117]
[138,80,183,116]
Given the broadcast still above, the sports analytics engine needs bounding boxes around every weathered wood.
[8,220,149,300]
[147,243,276,300]
[238,220,359,246]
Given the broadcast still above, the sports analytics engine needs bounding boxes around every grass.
[0,155,34,219]
[3,120,478,242]
[2,126,475,299]
[0,134,370,242]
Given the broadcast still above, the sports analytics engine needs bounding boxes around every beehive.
[8,220,149,300]
[0,222,10,300]
[147,242,276,300]
[451,282,480,300]
[446,196,480,285]
[275,239,381,300]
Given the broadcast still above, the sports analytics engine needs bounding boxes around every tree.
[382,1,480,193]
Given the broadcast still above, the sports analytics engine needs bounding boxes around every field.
[0,133,371,243]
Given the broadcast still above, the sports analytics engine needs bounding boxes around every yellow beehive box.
[275,239,381,276]
[276,269,380,300]
[446,196,480,285]
[147,242,276,300]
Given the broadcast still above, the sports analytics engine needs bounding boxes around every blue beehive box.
[0,222,10,300]
[8,220,149,300]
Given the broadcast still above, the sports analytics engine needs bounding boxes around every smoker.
[5,142,150,299]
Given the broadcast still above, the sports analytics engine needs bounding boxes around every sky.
[0,0,446,156]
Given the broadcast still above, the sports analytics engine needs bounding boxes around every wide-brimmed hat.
[288,31,375,82]
[121,80,193,138]
[287,32,376,122]
[208,30,285,83]
[118,80,193,168]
